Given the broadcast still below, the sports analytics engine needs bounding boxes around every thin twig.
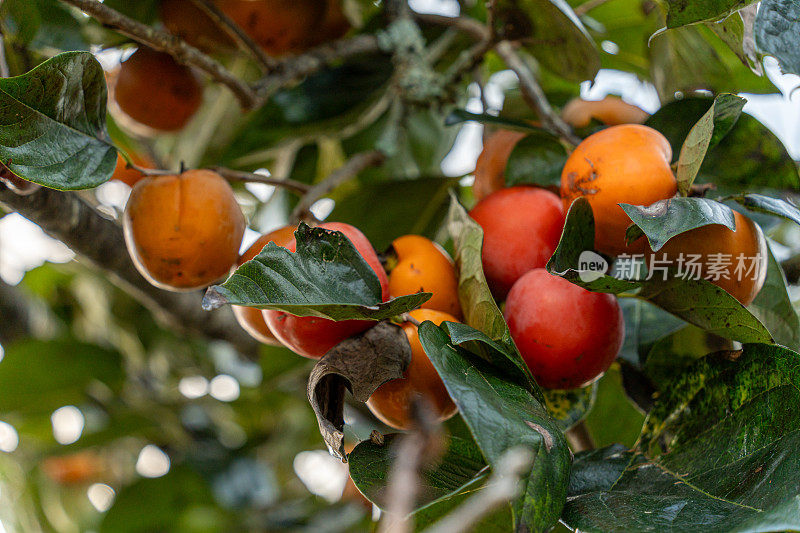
[421,447,534,533]
[189,0,278,73]
[0,37,9,78]
[495,41,581,146]
[574,0,614,17]
[212,167,311,195]
[565,421,595,452]
[60,0,260,109]
[413,13,490,41]
[290,151,386,222]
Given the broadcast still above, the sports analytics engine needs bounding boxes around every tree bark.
[0,184,259,357]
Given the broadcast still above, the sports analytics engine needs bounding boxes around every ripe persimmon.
[473,129,527,202]
[560,124,677,256]
[312,0,350,45]
[644,210,768,306]
[114,47,203,132]
[505,269,624,389]
[367,309,458,430]
[160,0,235,52]
[387,235,461,319]
[123,169,245,291]
[469,186,565,300]
[263,223,389,359]
[219,0,326,55]
[112,152,155,188]
[41,452,105,485]
[561,96,649,129]
[233,225,297,344]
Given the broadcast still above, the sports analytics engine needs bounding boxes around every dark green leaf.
[747,244,800,350]
[665,0,758,28]
[102,0,160,23]
[504,131,568,188]
[440,321,538,397]
[564,343,800,532]
[0,52,116,190]
[619,298,687,367]
[348,433,488,509]
[706,11,762,73]
[621,197,736,252]
[755,0,800,77]
[493,0,600,82]
[203,224,429,320]
[541,385,597,431]
[418,322,571,532]
[731,193,800,226]
[645,98,799,189]
[675,93,745,195]
[445,109,543,133]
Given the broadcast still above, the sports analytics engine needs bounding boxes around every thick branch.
[495,41,581,146]
[0,184,259,357]
[60,0,260,109]
[290,151,386,222]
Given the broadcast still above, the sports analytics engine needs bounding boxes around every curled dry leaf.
[308,321,412,461]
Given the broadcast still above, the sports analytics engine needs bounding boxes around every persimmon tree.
[1,0,800,531]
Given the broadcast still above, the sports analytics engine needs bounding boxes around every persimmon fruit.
[473,129,527,202]
[233,225,297,344]
[504,269,624,389]
[560,124,677,256]
[114,47,203,132]
[644,210,767,306]
[262,223,389,359]
[220,0,326,55]
[160,0,235,52]
[469,186,565,300]
[41,452,104,485]
[366,309,458,430]
[561,96,650,129]
[387,235,461,319]
[123,169,245,291]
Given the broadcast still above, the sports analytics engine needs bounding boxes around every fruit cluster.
[118,91,768,432]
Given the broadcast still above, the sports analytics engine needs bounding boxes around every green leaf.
[564,344,800,532]
[621,197,737,252]
[675,93,746,196]
[665,0,758,28]
[645,98,799,189]
[755,0,800,77]
[0,338,123,415]
[203,223,429,320]
[706,11,762,73]
[542,385,597,431]
[731,193,800,226]
[418,322,571,532]
[493,0,600,82]
[0,52,116,190]
[444,109,544,133]
[619,298,687,367]
[504,131,568,188]
[440,321,538,397]
[348,433,488,509]
[747,244,800,350]
[548,198,773,344]
[0,0,42,44]
[101,0,160,23]
[446,194,515,346]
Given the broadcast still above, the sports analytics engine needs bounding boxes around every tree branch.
[290,151,386,223]
[60,0,261,109]
[0,184,259,357]
[189,0,278,73]
[413,13,490,41]
[211,167,311,195]
[495,41,581,146]
[253,35,382,98]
